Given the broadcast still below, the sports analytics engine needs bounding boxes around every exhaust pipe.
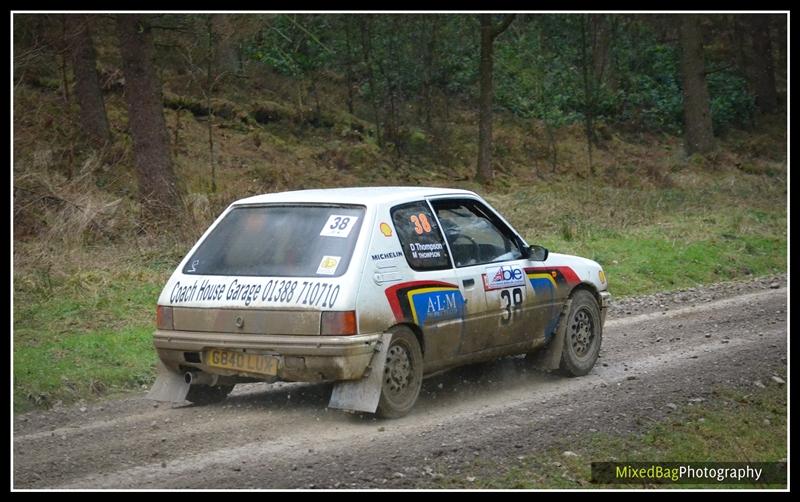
[184,370,218,386]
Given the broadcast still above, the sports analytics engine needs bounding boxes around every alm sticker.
[379,222,393,237]
[483,265,526,291]
[316,255,341,275]
[320,215,359,238]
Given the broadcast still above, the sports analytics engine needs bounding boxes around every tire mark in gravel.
[14,288,779,443]
[62,327,786,489]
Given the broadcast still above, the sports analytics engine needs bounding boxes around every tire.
[185,383,234,405]
[375,326,424,419]
[559,289,602,377]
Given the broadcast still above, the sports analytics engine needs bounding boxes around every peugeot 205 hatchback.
[148,187,610,418]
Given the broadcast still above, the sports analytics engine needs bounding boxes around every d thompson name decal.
[385,281,465,326]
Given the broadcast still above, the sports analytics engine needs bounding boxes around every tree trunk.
[206,15,216,193]
[591,14,611,85]
[476,14,514,184]
[59,16,71,107]
[343,18,356,115]
[731,15,757,129]
[748,15,779,114]
[732,15,751,81]
[545,123,558,174]
[422,16,438,130]
[67,15,111,148]
[581,15,595,176]
[359,16,383,148]
[678,15,714,155]
[476,16,495,184]
[116,14,182,222]
[211,14,238,76]
[375,16,401,148]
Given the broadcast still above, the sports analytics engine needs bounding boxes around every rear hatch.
[157,203,366,336]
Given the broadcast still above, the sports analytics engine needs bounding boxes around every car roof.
[232,186,479,207]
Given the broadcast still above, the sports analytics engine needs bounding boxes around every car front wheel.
[559,289,603,376]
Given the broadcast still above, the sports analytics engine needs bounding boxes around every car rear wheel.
[559,289,602,377]
[185,383,234,405]
[376,327,423,419]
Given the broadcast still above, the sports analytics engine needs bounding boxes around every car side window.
[431,199,523,268]
[391,201,453,271]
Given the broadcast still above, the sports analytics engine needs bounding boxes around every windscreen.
[183,204,365,277]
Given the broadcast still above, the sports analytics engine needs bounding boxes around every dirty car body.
[149,187,610,417]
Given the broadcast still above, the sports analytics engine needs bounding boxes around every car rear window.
[391,201,452,271]
[183,204,365,277]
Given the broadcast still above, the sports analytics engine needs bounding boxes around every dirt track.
[13,275,787,489]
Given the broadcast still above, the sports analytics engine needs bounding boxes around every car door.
[389,200,463,366]
[429,197,532,354]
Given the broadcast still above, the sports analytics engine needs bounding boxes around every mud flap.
[535,299,573,371]
[328,332,392,413]
[146,361,190,403]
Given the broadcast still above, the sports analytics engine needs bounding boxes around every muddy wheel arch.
[391,322,426,356]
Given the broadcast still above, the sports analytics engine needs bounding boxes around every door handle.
[463,278,475,288]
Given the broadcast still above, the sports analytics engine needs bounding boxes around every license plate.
[205,349,278,376]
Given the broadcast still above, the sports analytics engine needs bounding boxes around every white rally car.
[149,187,610,418]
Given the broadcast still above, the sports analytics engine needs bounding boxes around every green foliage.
[707,70,755,134]
[615,37,684,134]
[494,17,578,128]
[245,15,336,77]
[436,16,479,96]
[493,16,762,137]
[235,14,769,141]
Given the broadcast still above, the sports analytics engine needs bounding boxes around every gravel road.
[13,274,787,489]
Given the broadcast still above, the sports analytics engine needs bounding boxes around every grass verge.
[487,175,786,297]
[435,381,788,489]
[13,245,176,413]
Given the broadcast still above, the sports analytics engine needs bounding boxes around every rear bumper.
[154,330,382,382]
[598,291,611,326]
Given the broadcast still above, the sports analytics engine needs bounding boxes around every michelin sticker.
[316,255,341,275]
[483,265,526,290]
[320,215,359,238]
[371,250,403,261]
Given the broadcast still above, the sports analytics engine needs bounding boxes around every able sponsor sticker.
[320,215,359,238]
[316,255,341,275]
[483,265,526,291]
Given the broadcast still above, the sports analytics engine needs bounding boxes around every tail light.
[156,305,174,330]
[320,311,357,336]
